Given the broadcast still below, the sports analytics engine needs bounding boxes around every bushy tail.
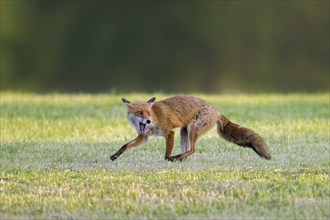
[217,115,271,160]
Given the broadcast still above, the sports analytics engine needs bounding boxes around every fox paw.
[110,155,118,161]
[168,155,181,162]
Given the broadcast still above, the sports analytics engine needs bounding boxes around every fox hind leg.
[176,125,198,161]
[170,124,198,161]
[170,109,218,161]
[168,128,187,161]
[180,127,189,154]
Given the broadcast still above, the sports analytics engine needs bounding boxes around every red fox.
[110,96,271,161]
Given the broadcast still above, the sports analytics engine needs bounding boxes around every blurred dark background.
[1,1,329,93]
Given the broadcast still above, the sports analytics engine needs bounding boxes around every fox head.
[122,97,156,135]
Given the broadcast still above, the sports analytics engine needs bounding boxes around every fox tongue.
[139,123,145,133]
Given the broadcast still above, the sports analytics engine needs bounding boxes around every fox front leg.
[110,135,148,161]
[164,131,175,161]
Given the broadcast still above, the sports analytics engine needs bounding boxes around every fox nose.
[146,119,151,124]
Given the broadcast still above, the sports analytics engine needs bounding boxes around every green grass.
[1,92,329,219]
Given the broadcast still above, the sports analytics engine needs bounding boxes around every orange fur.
[110,96,271,161]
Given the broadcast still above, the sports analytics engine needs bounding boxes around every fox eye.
[136,111,143,116]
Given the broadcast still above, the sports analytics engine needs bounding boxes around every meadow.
[1,92,329,219]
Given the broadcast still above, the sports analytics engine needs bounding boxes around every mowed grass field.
[1,92,329,219]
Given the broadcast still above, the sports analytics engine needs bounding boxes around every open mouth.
[139,123,146,134]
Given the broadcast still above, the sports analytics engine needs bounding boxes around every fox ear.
[122,98,131,106]
[146,97,156,105]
